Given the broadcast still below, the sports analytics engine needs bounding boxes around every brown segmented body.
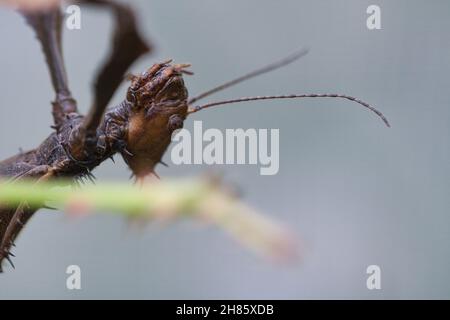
[0,61,190,270]
[0,1,155,271]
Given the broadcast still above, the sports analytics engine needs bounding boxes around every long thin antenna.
[188,94,390,127]
[188,48,309,105]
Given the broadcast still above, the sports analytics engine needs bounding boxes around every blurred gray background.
[0,0,449,299]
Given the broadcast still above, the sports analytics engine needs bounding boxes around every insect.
[0,0,389,271]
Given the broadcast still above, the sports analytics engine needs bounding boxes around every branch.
[0,178,297,262]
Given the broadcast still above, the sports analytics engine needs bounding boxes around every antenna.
[188,94,390,127]
[188,48,309,104]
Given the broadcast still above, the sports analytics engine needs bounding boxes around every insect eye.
[161,77,187,101]
[168,114,184,131]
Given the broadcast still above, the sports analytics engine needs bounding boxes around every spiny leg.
[0,165,54,272]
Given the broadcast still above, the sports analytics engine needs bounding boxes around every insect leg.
[22,8,78,128]
[76,0,151,153]
[0,165,54,272]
